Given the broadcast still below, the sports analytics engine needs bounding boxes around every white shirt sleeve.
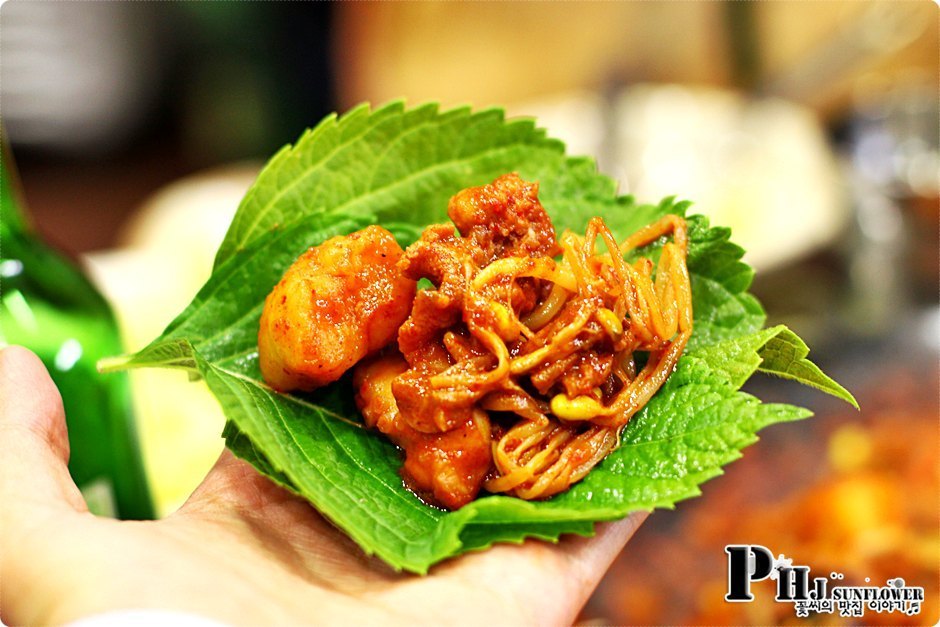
[66,609,229,627]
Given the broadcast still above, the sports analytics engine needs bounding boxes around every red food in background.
[584,359,939,625]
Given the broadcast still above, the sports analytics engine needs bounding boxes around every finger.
[501,512,647,623]
[0,345,86,513]
[547,512,648,615]
[426,511,647,625]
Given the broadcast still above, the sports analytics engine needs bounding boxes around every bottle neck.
[2,132,31,234]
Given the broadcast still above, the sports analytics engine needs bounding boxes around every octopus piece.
[258,225,416,392]
[391,173,560,434]
[447,172,558,266]
[354,354,492,510]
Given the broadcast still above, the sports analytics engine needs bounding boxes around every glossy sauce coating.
[354,354,492,510]
[258,225,416,392]
[258,174,690,510]
[392,174,558,434]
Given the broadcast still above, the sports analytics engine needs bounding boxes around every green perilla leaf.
[103,102,853,573]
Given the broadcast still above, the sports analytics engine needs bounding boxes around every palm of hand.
[0,347,642,625]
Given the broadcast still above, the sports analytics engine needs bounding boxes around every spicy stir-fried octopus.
[258,174,692,510]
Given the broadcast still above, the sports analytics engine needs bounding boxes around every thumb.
[0,346,89,625]
[0,345,86,514]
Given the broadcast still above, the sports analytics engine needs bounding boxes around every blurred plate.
[511,84,848,271]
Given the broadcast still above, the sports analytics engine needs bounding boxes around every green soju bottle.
[0,140,154,519]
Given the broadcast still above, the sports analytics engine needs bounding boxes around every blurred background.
[1,1,937,624]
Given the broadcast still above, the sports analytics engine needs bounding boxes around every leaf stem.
[97,354,135,373]
[97,353,199,374]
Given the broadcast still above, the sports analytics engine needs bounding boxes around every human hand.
[0,346,644,625]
